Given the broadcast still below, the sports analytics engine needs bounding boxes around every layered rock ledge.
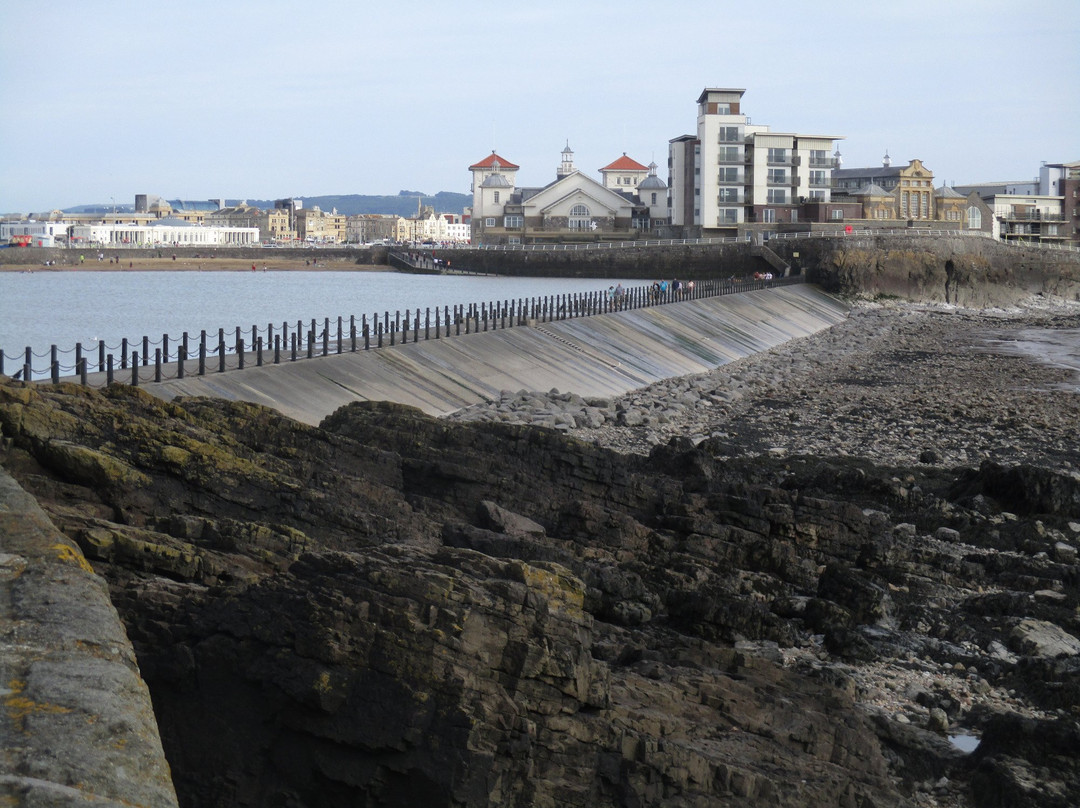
[1,297,1079,808]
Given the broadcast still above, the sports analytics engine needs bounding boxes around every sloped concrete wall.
[143,285,850,426]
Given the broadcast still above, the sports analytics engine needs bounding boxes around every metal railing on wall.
[1,276,802,388]
[767,228,1079,253]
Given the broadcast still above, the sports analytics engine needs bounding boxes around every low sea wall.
[142,284,850,425]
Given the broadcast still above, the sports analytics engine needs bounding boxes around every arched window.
[967,206,982,229]
[569,204,591,230]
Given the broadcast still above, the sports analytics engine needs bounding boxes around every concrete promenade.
[142,284,850,426]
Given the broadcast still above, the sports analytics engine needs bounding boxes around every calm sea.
[0,270,642,378]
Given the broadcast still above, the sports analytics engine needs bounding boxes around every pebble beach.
[448,298,1080,474]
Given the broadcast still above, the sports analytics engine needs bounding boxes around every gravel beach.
[448,298,1080,474]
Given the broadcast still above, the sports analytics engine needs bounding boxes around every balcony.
[808,157,832,167]
[1003,210,1064,221]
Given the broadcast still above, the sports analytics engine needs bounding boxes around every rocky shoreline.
[447,300,1080,473]
[2,296,1079,807]
[444,298,1080,807]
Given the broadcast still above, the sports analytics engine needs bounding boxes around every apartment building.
[667,88,843,238]
[294,206,346,244]
[954,159,1079,246]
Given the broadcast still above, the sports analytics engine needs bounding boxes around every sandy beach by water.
[0,255,384,272]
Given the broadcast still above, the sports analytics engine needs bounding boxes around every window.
[718,187,739,203]
[650,193,657,204]
[719,126,740,142]
[901,192,909,217]
[485,218,496,227]
[718,208,737,224]
[719,167,739,183]
[715,103,730,114]
[767,169,787,184]
[767,188,786,204]
[809,170,826,187]
[767,147,788,164]
[504,215,522,229]
[718,146,739,163]
[763,209,776,223]
[810,149,828,166]
[831,209,843,220]
[569,204,591,230]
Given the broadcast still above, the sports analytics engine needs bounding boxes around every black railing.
[1,276,804,387]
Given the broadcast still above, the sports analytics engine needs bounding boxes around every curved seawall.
[143,284,850,425]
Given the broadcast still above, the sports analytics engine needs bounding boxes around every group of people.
[604,279,697,308]
[752,271,775,281]
[648,278,694,301]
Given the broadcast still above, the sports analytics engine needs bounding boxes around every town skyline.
[2,0,1077,215]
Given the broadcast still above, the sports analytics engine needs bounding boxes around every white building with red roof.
[467,145,668,245]
[599,154,650,191]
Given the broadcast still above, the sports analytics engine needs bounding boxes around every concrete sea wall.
[142,284,851,425]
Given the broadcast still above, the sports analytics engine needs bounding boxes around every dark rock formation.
[795,234,1080,307]
[2,370,1079,807]
[0,465,178,807]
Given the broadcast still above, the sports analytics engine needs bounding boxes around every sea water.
[0,271,642,379]
[987,327,1080,392]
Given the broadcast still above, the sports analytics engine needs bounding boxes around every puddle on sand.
[949,734,980,753]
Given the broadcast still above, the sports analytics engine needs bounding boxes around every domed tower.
[557,142,576,180]
[637,162,669,221]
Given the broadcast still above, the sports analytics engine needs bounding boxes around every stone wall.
[432,242,763,279]
[5,235,1079,306]
[781,234,1080,307]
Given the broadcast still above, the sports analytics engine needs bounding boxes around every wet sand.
[0,256,385,272]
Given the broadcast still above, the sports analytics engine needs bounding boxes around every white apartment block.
[669,88,842,236]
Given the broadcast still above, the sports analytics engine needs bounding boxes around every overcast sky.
[1,0,1077,213]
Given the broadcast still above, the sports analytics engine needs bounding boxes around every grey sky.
[1,0,1077,213]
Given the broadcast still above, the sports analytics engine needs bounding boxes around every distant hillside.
[62,191,470,217]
